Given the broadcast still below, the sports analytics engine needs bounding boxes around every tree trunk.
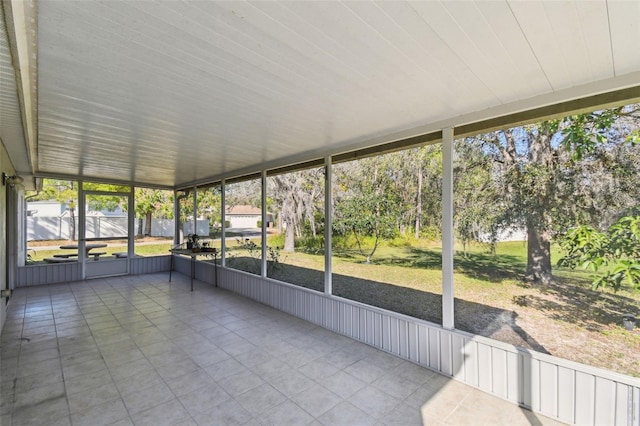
[415,163,422,239]
[69,209,76,241]
[145,212,153,236]
[284,220,295,252]
[525,223,552,285]
[137,218,143,237]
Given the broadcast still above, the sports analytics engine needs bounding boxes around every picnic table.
[59,243,108,260]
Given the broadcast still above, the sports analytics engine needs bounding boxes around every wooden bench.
[53,253,79,258]
[44,258,77,263]
[52,252,106,260]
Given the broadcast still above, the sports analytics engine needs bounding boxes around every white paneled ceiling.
[2,0,640,188]
[0,3,30,174]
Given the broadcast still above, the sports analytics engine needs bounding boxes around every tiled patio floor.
[1,273,565,425]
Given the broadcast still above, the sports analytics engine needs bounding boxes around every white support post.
[442,127,455,330]
[173,189,180,246]
[78,181,86,278]
[324,156,332,295]
[261,171,267,277]
[192,186,197,236]
[221,180,226,267]
[127,186,135,268]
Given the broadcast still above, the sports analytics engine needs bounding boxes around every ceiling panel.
[0,4,30,174]
[608,0,640,75]
[1,0,638,188]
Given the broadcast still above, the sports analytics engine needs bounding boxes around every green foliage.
[268,233,285,249]
[134,188,173,219]
[296,235,324,253]
[388,234,415,248]
[228,238,281,275]
[558,215,640,292]
[418,225,441,241]
[562,109,621,161]
[333,157,402,262]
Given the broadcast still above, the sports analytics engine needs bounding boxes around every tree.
[268,168,324,252]
[134,188,172,236]
[453,140,502,257]
[27,179,79,241]
[464,105,640,285]
[333,157,401,263]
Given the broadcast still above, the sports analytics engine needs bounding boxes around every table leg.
[191,256,195,292]
[169,254,173,282]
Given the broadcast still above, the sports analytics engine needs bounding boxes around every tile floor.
[1,273,565,425]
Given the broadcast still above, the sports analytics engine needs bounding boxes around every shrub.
[296,236,324,253]
[267,233,285,249]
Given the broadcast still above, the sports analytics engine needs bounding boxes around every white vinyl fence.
[27,217,175,240]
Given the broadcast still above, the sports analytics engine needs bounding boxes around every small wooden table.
[169,248,218,291]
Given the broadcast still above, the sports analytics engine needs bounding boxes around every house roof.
[226,205,262,216]
[2,1,639,190]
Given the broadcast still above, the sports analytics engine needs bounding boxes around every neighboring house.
[225,205,273,229]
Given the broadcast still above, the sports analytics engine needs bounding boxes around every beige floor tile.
[131,397,193,426]
[13,381,66,410]
[317,401,377,426]
[70,398,130,426]
[260,399,316,426]
[12,393,69,426]
[66,382,120,414]
[188,346,231,368]
[217,369,265,396]
[318,370,367,399]
[14,368,64,394]
[113,368,165,396]
[343,359,387,384]
[388,361,436,385]
[371,372,422,400]
[349,385,401,420]
[123,382,176,415]
[178,382,231,415]
[380,402,425,426]
[297,360,340,381]
[204,358,249,381]
[18,347,60,365]
[269,370,316,398]
[192,398,253,425]
[166,368,218,397]
[109,357,155,382]
[65,369,113,395]
[155,357,200,381]
[62,357,108,379]
[235,383,287,416]
[291,383,342,418]
[16,357,61,379]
